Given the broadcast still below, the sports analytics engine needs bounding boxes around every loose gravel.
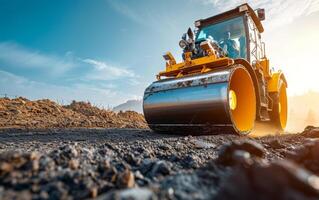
[1,127,319,199]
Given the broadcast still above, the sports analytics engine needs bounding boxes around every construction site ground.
[1,98,319,200]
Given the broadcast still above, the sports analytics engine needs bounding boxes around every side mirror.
[257,9,265,21]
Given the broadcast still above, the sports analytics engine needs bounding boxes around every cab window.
[196,16,247,59]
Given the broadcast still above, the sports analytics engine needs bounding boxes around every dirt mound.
[0,97,147,129]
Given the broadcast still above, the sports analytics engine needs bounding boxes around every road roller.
[143,4,288,135]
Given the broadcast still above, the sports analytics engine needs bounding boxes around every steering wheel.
[216,39,227,55]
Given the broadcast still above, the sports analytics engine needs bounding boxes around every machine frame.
[144,4,288,134]
[157,4,287,127]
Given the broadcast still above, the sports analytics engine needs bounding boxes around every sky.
[0,0,319,107]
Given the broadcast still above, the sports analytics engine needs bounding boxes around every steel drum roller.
[143,66,256,134]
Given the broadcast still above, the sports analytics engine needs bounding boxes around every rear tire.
[270,82,288,132]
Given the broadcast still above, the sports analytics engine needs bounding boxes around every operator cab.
[196,16,247,59]
[179,4,266,64]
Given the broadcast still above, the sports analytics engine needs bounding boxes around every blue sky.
[1,0,319,107]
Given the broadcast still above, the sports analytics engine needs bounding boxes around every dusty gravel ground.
[1,127,319,200]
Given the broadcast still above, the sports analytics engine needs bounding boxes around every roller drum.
[143,65,256,134]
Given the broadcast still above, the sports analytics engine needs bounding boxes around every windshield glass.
[196,16,247,59]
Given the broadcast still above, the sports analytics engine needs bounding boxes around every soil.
[0,97,147,129]
[1,98,319,199]
[0,127,319,200]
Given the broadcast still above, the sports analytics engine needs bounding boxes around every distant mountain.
[113,99,143,113]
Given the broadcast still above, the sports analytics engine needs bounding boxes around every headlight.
[179,40,187,49]
[187,38,193,44]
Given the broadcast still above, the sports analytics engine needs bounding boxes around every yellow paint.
[158,53,233,79]
[278,85,288,129]
[163,52,176,66]
[267,72,287,93]
[259,58,271,78]
[229,90,237,110]
[229,68,256,132]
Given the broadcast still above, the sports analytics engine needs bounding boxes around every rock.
[268,139,284,149]
[181,155,201,169]
[175,142,184,151]
[39,156,56,171]
[32,160,39,171]
[69,159,79,170]
[287,139,319,174]
[216,159,319,199]
[108,188,157,200]
[149,161,171,177]
[159,172,217,200]
[134,170,144,180]
[124,153,141,166]
[117,169,135,188]
[302,126,319,138]
[12,109,22,115]
[0,162,13,174]
[30,152,39,160]
[140,159,172,178]
[231,150,253,165]
[61,145,78,158]
[39,191,49,199]
[271,161,319,195]
[217,140,265,166]
[134,170,149,186]
[0,111,9,116]
[192,139,216,149]
[158,144,171,151]
[140,159,154,175]
[91,187,98,198]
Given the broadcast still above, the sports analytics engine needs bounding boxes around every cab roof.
[195,4,264,33]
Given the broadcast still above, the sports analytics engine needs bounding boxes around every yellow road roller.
[143,4,287,135]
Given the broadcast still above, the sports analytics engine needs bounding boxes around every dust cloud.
[286,91,319,133]
[250,91,319,137]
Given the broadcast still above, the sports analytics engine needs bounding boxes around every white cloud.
[0,42,142,105]
[0,41,138,82]
[0,70,139,107]
[81,58,136,81]
[0,42,75,75]
[0,70,29,86]
[200,0,319,29]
